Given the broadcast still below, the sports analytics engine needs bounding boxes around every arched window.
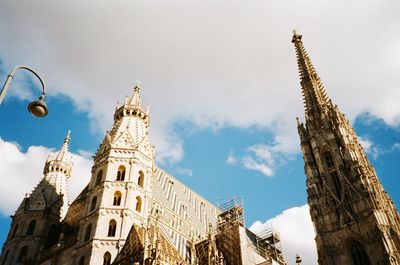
[90,196,97,212]
[95,170,103,186]
[136,196,142,213]
[26,220,37,236]
[113,191,122,206]
[17,246,28,263]
[108,220,117,237]
[116,165,126,181]
[138,170,144,188]
[324,151,335,169]
[11,223,19,238]
[84,224,92,242]
[103,252,112,265]
[1,250,9,265]
[78,256,85,265]
[349,240,370,265]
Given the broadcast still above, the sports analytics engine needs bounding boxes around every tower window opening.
[17,246,29,263]
[108,220,117,237]
[78,256,85,265]
[349,240,371,265]
[113,191,122,206]
[116,165,126,181]
[103,252,112,265]
[138,170,144,188]
[95,170,103,186]
[136,196,142,212]
[26,220,37,236]
[84,224,92,242]
[90,196,97,212]
[324,152,335,169]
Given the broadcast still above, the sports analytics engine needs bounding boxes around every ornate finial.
[134,80,141,91]
[295,254,302,264]
[65,130,71,144]
[127,81,142,106]
[296,117,300,126]
[292,29,302,43]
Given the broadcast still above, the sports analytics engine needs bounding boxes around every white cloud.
[226,150,237,165]
[249,204,317,265]
[0,1,399,163]
[359,136,373,152]
[175,167,193,177]
[227,143,295,177]
[0,138,92,215]
[241,155,274,177]
[359,136,381,159]
[391,142,400,152]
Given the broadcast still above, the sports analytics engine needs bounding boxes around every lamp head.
[28,95,48,117]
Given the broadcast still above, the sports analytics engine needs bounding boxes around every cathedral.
[0,32,399,265]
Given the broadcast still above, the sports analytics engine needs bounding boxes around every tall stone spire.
[292,31,330,123]
[293,32,400,265]
[54,130,71,162]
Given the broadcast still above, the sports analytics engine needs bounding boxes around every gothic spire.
[55,130,71,161]
[292,31,330,121]
[127,81,141,106]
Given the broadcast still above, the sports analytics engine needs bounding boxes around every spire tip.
[292,30,302,43]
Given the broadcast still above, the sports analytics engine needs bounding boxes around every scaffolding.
[251,227,286,265]
[217,197,245,231]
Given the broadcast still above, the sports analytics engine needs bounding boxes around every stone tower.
[293,32,400,264]
[74,83,154,265]
[0,131,73,265]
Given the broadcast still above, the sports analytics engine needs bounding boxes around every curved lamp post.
[0,66,48,117]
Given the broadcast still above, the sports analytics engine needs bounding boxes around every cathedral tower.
[0,131,73,265]
[293,32,400,264]
[74,83,154,265]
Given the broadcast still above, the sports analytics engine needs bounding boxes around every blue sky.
[0,1,399,264]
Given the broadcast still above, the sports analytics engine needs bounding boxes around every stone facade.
[293,32,400,265]
[0,83,286,265]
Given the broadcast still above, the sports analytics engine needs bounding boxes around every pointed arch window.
[90,196,97,212]
[95,170,103,186]
[84,224,92,242]
[113,191,122,206]
[349,240,370,265]
[138,170,144,188]
[136,196,142,213]
[108,220,117,237]
[26,220,36,236]
[17,246,29,263]
[116,165,126,181]
[103,252,112,265]
[324,152,335,169]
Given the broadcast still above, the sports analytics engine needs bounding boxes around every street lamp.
[0,66,48,117]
